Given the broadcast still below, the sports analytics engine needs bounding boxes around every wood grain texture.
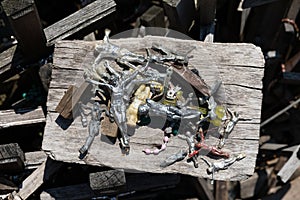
[0,45,16,75]
[278,145,300,183]
[0,106,45,129]
[44,0,116,44]
[0,143,24,173]
[43,36,264,181]
[15,158,62,200]
[24,151,47,170]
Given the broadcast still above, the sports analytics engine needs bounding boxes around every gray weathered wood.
[278,145,300,183]
[1,0,50,62]
[286,0,300,21]
[24,151,47,170]
[140,5,165,28]
[268,156,288,193]
[0,45,16,76]
[263,176,300,200]
[162,0,196,33]
[14,158,62,200]
[215,181,229,200]
[44,0,116,45]
[260,143,299,153]
[0,106,45,129]
[240,172,259,199]
[194,178,214,200]
[42,36,264,181]
[89,169,126,190]
[0,143,24,173]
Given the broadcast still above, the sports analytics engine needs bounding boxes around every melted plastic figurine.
[199,95,240,149]
[179,126,229,168]
[85,61,151,152]
[126,84,152,127]
[93,29,146,68]
[161,85,183,107]
[79,102,105,156]
[217,108,239,149]
[141,99,201,155]
[150,43,195,67]
[201,153,246,183]
[160,149,188,168]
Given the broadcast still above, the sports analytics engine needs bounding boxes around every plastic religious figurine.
[217,108,239,149]
[140,99,201,155]
[178,126,229,168]
[93,29,146,68]
[150,42,195,67]
[85,61,151,153]
[79,102,106,157]
[201,153,246,183]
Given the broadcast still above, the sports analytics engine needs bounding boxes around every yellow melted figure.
[210,105,226,127]
[126,84,151,127]
[126,82,163,127]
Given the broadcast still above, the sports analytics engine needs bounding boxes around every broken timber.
[0,106,45,129]
[12,158,63,200]
[42,36,264,181]
[44,0,116,45]
[0,143,24,173]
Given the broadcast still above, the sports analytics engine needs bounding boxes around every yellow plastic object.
[126,84,152,127]
[210,105,226,127]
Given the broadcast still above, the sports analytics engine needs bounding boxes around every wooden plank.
[278,145,300,183]
[0,177,17,194]
[215,181,229,200]
[55,85,77,117]
[162,0,196,33]
[1,0,50,63]
[194,178,214,200]
[40,184,95,200]
[0,45,19,84]
[260,143,299,153]
[286,0,300,21]
[0,143,24,173]
[240,172,259,199]
[240,170,269,199]
[42,37,264,181]
[282,176,300,200]
[268,156,288,193]
[24,151,47,170]
[0,45,16,75]
[0,106,45,129]
[44,0,116,44]
[140,5,165,28]
[13,158,62,200]
[89,169,126,191]
[264,176,300,200]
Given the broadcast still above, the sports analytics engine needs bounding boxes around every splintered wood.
[42,36,264,181]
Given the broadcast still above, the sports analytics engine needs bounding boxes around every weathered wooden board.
[44,0,116,45]
[13,158,62,200]
[0,106,45,129]
[0,45,19,83]
[42,36,264,181]
[24,151,47,170]
[0,45,16,75]
[0,143,24,173]
[278,145,300,183]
